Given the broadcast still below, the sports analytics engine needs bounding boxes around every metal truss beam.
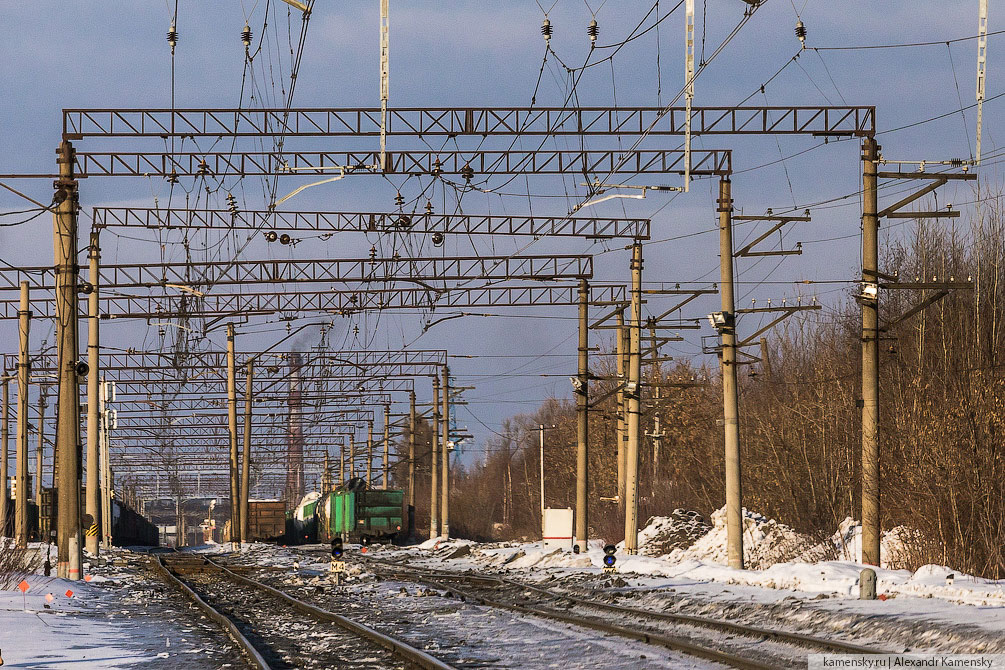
[62,106,875,139]
[0,255,592,291]
[92,208,651,240]
[65,148,731,178]
[0,283,624,319]
[8,349,446,372]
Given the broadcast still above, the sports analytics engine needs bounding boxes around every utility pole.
[226,323,239,547]
[85,233,100,555]
[861,137,881,567]
[98,379,113,548]
[15,283,29,547]
[430,375,440,538]
[35,390,44,507]
[539,423,546,537]
[616,310,627,507]
[575,279,589,552]
[382,404,390,490]
[379,0,390,170]
[623,243,643,554]
[366,420,373,486]
[440,366,450,539]
[717,177,743,570]
[54,140,82,580]
[1,374,8,538]
[241,361,253,545]
[648,386,663,498]
[407,389,416,535]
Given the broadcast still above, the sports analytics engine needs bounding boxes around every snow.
[378,507,1005,652]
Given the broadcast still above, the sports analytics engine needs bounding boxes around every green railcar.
[322,481,403,543]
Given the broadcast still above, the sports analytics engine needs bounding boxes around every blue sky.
[0,0,994,494]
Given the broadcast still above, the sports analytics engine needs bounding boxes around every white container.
[543,507,574,550]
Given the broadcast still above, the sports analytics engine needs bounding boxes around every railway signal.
[602,544,617,574]
[331,537,346,583]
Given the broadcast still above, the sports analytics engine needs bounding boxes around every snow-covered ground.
[370,510,1005,654]
[0,543,243,668]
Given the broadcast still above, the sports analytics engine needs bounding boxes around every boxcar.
[321,482,403,543]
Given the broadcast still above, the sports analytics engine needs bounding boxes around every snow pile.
[820,518,918,569]
[632,510,711,557]
[661,507,820,569]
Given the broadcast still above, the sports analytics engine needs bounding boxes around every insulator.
[425,201,433,215]
[369,245,377,261]
[279,233,292,245]
[395,215,412,229]
[166,172,179,185]
[431,232,445,247]
[196,159,209,176]
[794,20,806,47]
[949,158,964,167]
[394,192,404,207]
[241,23,252,47]
[541,18,552,42]
[167,22,178,49]
[460,163,474,182]
[587,19,599,43]
[264,230,278,242]
[431,159,442,176]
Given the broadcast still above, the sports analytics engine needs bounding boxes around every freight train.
[288,478,404,545]
[30,488,158,546]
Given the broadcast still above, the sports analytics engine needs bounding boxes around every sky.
[0,0,995,497]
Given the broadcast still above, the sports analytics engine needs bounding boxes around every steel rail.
[368,561,886,662]
[195,556,459,670]
[153,555,273,670]
[385,569,777,670]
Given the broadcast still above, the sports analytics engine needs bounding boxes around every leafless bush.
[0,539,43,589]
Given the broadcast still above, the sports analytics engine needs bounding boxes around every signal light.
[332,537,344,558]
[602,544,617,570]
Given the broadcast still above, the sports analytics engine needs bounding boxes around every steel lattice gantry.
[0,283,626,320]
[91,209,651,239]
[0,254,592,291]
[62,106,875,139]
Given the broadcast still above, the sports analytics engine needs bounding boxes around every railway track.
[154,553,458,670]
[358,557,887,670]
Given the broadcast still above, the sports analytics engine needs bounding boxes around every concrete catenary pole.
[539,424,546,536]
[430,375,440,538]
[99,378,112,547]
[382,404,390,490]
[407,389,416,534]
[241,361,253,545]
[15,283,30,547]
[616,310,627,507]
[623,242,643,554]
[226,324,239,547]
[366,420,373,486]
[440,365,450,539]
[35,390,44,507]
[575,279,589,552]
[861,137,881,566]
[54,141,83,579]
[1,375,8,537]
[718,177,744,570]
[85,233,100,555]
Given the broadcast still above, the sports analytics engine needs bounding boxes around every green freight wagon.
[323,483,403,543]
